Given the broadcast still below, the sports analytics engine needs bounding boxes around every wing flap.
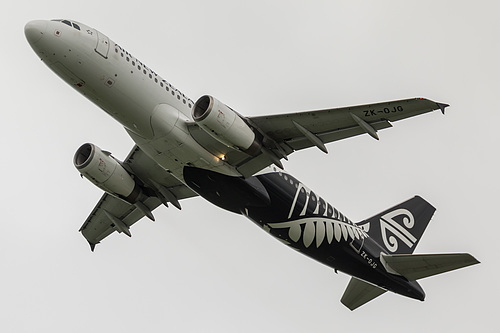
[380,253,480,281]
[286,120,392,151]
[79,194,163,247]
[341,277,387,311]
[250,98,442,148]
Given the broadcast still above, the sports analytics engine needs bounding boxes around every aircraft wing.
[79,146,197,250]
[188,98,448,177]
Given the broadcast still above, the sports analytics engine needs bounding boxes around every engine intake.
[74,143,140,203]
[193,95,260,154]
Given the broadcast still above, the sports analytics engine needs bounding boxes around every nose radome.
[25,20,47,45]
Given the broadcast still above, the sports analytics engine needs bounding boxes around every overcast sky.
[2,1,498,332]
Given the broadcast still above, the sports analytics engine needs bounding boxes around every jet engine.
[74,143,140,203]
[192,95,261,155]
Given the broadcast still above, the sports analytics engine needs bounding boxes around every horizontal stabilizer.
[341,277,387,311]
[380,253,480,281]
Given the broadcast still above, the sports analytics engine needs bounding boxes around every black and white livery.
[25,19,479,310]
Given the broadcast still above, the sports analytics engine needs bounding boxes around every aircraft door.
[95,30,110,58]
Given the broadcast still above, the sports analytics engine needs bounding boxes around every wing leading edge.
[249,97,448,152]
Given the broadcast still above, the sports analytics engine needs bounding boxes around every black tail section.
[356,196,436,254]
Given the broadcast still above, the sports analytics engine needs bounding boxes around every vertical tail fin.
[356,196,436,254]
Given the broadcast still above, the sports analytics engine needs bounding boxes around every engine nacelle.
[74,143,140,202]
[192,95,260,154]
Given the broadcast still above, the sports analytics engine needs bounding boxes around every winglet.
[436,103,449,115]
[88,241,96,252]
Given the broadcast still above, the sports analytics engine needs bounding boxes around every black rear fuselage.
[183,166,425,301]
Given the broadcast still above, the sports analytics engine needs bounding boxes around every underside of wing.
[79,193,161,250]
[188,98,447,177]
[250,98,447,151]
[79,146,197,250]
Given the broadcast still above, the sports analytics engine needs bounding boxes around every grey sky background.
[2,1,498,331]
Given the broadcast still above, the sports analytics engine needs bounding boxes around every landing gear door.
[95,30,110,59]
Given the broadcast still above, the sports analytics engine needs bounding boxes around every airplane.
[25,19,479,310]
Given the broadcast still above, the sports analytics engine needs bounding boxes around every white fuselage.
[25,19,241,183]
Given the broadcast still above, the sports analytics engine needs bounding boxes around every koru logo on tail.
[380,209,417,252]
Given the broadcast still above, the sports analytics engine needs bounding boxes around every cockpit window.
[52,19,81,31]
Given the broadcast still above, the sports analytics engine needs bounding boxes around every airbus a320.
[25,19,479,310]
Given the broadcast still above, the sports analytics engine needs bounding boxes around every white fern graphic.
[268,218,368,248]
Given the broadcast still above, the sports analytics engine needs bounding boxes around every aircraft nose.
[25,20,47,45]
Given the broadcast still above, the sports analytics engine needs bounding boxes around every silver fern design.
[268,218,369,248]
[266,179,369,248]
